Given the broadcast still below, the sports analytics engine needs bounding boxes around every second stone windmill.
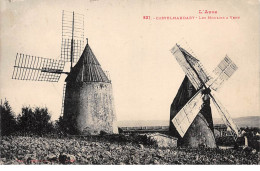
[169,44,240,148]
[12,11,118,135]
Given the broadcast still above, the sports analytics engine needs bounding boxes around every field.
[0,135,259,165]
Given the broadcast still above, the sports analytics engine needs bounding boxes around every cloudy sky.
[0,0,259,122]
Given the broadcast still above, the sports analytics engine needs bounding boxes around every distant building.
[214,124,233,137]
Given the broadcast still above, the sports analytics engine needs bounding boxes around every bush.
[215,136,235,146]
[55,115,79,135]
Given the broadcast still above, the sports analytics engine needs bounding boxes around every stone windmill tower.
[63,41,118,135]
[170,76,215,147]
[11,10,118,135]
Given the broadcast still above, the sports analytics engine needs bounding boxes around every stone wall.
[63,81,118,135]
[145,133,178,148]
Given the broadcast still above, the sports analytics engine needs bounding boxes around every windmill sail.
[12,53,65,82]
[210,55,238,91]
[172,89,204,137]
[61,10,84,64]
[210,93,239,136]
[60,83,67,116]
[171,45,211,90]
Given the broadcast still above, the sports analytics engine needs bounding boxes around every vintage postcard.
[0,0,259,165]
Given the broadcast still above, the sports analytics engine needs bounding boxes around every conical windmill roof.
[65,43,110,83]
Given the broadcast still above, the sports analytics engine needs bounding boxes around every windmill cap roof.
[65,43,110,83]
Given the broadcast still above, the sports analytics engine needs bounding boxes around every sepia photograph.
[0,0,259,166]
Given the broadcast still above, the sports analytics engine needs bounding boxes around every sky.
[0,0,259,122]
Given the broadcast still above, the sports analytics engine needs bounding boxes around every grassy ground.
[0,135,259,165]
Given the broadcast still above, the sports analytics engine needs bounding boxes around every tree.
[17,106,54,136]
[0,99,17,136]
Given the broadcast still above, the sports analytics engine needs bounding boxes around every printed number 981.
[143,16,150,20]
